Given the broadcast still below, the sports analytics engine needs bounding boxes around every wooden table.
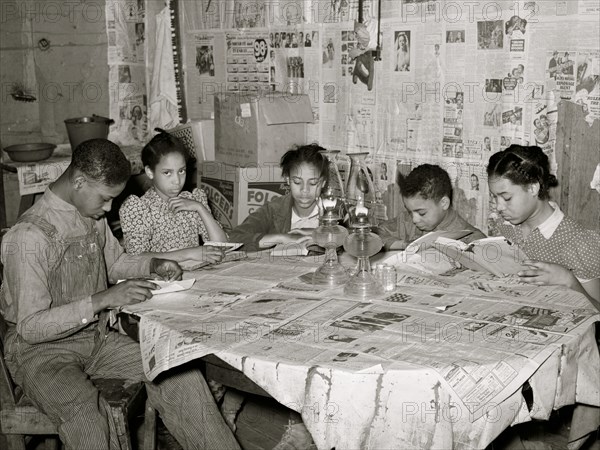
[120,255,600,449]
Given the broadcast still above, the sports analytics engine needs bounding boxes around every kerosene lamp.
[343,195,383,299]
[312,187,349,286]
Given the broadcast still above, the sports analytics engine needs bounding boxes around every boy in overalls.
[0,139,240,450]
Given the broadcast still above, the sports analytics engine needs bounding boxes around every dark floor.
[3,397,599,450]
[148,392,294,450]
[485,405,600,450]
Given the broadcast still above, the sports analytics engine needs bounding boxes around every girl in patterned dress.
[487,145,600,310]
[119,130,227,267]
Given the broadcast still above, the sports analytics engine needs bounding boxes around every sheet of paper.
[150,279,195,295]
[117,278,195,295]
[203,242,244,252]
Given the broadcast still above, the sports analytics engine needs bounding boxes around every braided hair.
[280,144,329,182]
[487,145,558,200]
[141,128,189,170]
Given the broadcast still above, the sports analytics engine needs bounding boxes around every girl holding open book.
[487,145,600,309]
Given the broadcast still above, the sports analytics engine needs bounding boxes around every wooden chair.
[0,317,156,450]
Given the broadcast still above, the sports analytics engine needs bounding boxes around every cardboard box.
[214,92,313,166]
[199,161,289,232]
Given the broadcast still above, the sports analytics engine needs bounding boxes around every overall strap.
[16,214,58,240]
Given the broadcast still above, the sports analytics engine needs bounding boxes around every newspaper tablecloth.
[122,255,600,449]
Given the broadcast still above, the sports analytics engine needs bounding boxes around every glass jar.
[381,265,397,292]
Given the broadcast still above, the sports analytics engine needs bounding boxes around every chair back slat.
[0,314,18,410]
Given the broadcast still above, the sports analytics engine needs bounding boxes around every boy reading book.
[377,164,485,250]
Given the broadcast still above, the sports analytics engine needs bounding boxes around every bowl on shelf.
[3,143,56,162]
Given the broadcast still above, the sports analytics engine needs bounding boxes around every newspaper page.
[225,31,270,92]
[578,0,600,15]
[106,0,145,65]
[14,145,71,196]
[106,0,148,146]
[183,31,222,119]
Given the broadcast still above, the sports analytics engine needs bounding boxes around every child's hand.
[388,240,408,250]
[168,197,205,213]
[150,258,183,281]
[185,245,224,264]
[96,280,158,309]
[517,260,576,288]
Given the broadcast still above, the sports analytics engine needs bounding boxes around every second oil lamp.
[343,200,383,299]
[311,187,349,286]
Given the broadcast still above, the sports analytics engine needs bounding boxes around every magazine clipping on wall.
[442,160,488,233]
[505,14,528,54]
[225,31,270,92]
[548,50,577,101]
[442,91,464,159]
[345,100,377,153]
[573,49,600,125]
[340,27,359,81]
[477,20,504,51]
[194,34,216,78]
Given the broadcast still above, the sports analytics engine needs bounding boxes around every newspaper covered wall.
[106,0,149,146]
[176,0,600,234]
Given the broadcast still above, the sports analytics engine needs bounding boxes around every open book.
[270,241,325,257]
[404,229,475,253]
[431,236,530,277]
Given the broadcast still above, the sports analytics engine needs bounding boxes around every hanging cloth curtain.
[148,6,179,131]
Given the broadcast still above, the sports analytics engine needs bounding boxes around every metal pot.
[64,115,115,150]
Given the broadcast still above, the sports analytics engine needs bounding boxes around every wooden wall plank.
[555,101,600,230]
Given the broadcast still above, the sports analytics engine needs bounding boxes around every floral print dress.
[119,187,216,254]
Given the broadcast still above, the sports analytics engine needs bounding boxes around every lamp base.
[343,271,383,299]
[312,262,349,286]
